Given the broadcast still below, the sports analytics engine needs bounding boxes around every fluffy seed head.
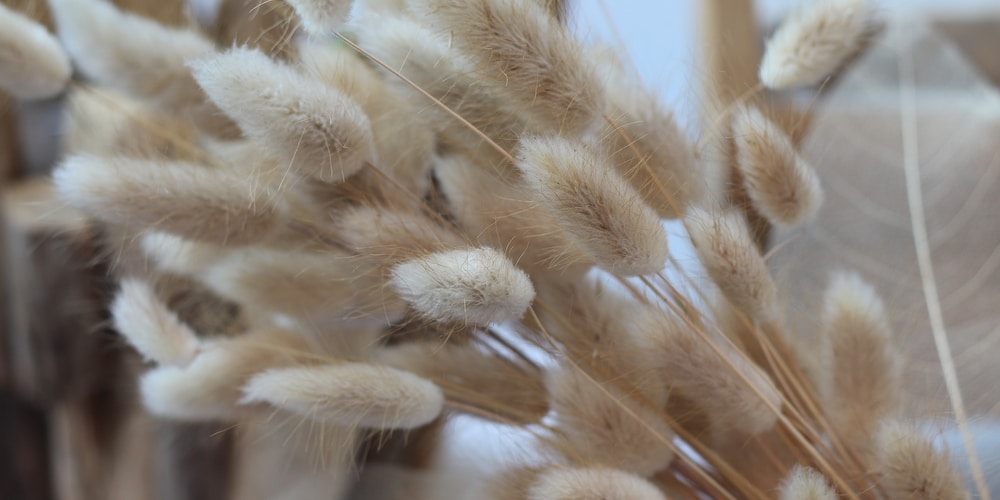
[335,206,465,264]
[821,271,901,448]
[760,0,870,89]
[434,155,592,275]
[49,0,214,108]
[545,366,674,476]
[111,279,200,366]
[0,3,71,100]
[416,0,603,135]
[140,331,311,420]
[733,106,823,227]
[202,247,397,321]
[876,421,968,500]
[686,208,779,324]
[390,247,535,325]
[517,136,668,276]
[191,47,374,184]
[241,363,444,430]
[779,466,836,500]
[528,467,666,500]
[53,156,285,246]
[601,71,702,218]
[286,0,353,35]
[640,311,782,435]
[376,341,549,421]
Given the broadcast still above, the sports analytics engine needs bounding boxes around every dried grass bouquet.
[0,0,996,498]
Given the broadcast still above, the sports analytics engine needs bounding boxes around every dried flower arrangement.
[0,0,996,498]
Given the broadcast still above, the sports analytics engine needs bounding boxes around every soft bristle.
[376,341,549,421]
[545,366,674,477]
[778,466,836,500]
[821,271,900,448]
[517,136,668,276]
[876,421,968,500]
[191,47,375,184]
[299,41,435,195]
[732,106,823,227]
[760,0,870,89]
[111,278,200,366]
[48,0,214,108]
[285,0,353,35]
[416,0,603,135]
[201,246,400,322]
[601,70,703,218]
[390,247,535,325]
[527,466,666,500]
[359,14,525,172]
[434,155,593,276]
[241,363,444,430]
[53,156,285,246]
[141,232,226,275]
[639,310,781,435]
[0,3,71,100]
[685,208,779,324]
[140,331,312,421]
[334,206,464,263]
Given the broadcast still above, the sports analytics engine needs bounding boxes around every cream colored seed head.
[760,0,870,89]
[685,208,779,324]
[779,466,836,500]
[49,0,214,107]
[821,271,901,448]
[390,247,535,325]
[639,310,781,435]
[528,467,666,500]
[286,0,354,35]
[54,155,285,246]
[241,363,444,430]
[876,421,968,500]
[517,136,668,276]
[415,0,603,136]
[111,278,200,367]
[733,106,823,227]
[191,47,375,185]
[545,366,674,477]
[0,3,71,100]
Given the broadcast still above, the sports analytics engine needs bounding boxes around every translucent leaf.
[773,18,1000,418]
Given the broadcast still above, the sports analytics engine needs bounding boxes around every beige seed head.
[286,0,354,35]
[733,106,823,227]
[0,3,71,100]
[639,310,782,435]
[876,421,968,500]
[191,47,375,184]
[601,71,702,218]
[434,155,593,275]
[517,136,668,276]
[545,366,674,477]
[415,0,603,135]
[528,467,666,500]
[390,247,535,325]
[54,156,285,246]
[376,341,549,421]
[821,271,901,448]
[241,363,444,430]
[685,208,779,324]
[760,0,870,89]
[778,466,836,500]
[140,331,311,421]
[201,246,395,321]
[111,278,200,366]
[48,0,214,108]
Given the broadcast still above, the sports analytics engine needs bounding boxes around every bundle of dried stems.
[0,0,995,498]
